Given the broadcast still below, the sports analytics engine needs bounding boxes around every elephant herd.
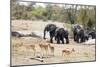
[43,24,69,44]
[43,24,96,44]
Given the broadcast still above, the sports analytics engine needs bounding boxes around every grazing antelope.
[39,43,49,58]
[24,45,36,56]
[48,44,54,56]
[62,48,75,57]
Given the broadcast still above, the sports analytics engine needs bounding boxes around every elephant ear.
[49,26,57,32]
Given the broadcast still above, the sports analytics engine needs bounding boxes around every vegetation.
[11,0,96,28]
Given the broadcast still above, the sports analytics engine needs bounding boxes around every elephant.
[88,29,96,39]
[43,24,57,43]
[72,24,82,42]
[43,24,69,44]
[75,29,86,43]
[55,28,69,44]
[84,28,96,40]
[72,24,96,43]
[72,24,90,43]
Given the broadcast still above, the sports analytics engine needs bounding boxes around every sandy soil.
[11,20,96,66]
[11,20,65,31]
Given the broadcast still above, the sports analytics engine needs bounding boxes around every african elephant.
[43,24,57,43]
[55,28,69,44]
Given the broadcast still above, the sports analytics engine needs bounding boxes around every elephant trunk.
[44,30,46,39]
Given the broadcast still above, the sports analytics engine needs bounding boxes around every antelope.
[24,44,36,56]
[62,48,75,57]
[48,44,54,56]
[39,43,49,58]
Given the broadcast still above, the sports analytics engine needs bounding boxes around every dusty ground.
[11,20,96,66]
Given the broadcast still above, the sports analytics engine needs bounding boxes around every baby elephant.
[55,28,69,44]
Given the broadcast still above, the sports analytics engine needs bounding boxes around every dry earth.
[11,20,96,66]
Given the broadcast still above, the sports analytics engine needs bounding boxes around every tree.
[87,19,93,28]
[79,8,88,28]
[11,1,96,25]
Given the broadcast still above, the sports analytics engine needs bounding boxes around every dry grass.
[11,37,95,66]
[11,20,96,66]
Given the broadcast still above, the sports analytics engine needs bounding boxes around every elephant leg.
[55,36,57,40]
[73,35,75,41]
[74,36,76,41]
[82,37,85,43]
[57,37,60,44]
[65,37,69,44]
[80,38,82,43]
[86,37,89,40]
[50,32,55,43]
[81,38,84,43]
[61,38,64,44]
[50,37,53,43]
[50,33,53,43]
[62,40,64,44]
[74,33,77,41]
[76,35,79,43]
[80,34,85,43]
